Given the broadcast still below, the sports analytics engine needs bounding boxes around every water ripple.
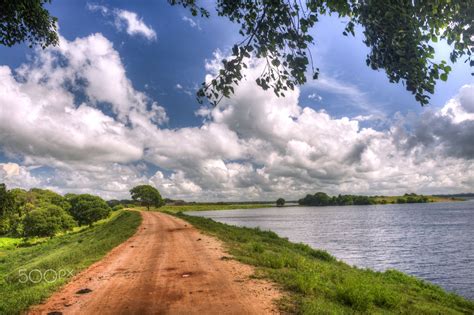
[188,201,474,300]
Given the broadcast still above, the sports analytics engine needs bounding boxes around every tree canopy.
[130,185,164,210]
[1,1,472,106]
[171,0,473,106]
[23,204,76,238]
[0,184,115,236]
[0,183,14,218]
[0,0,58,48]
[68,194,111,226]
[276,198,285,207]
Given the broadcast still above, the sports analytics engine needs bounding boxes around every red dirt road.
[29,211,281,314]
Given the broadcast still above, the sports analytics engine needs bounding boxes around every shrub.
[0,216,11,235]
[68,194,111,226]
[112,204,124,211]
[396,197,407,204]
[107,199,121,207]
[23,205,76,238]
[28,188,71,211]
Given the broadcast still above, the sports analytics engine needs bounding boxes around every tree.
[64,193,78,200]
[337,194,354,205]
[313,192,331,206]
[130,185,164,210]
[0,184,15,234]
[276,198,285,207]
[170,0,472,106]
[396,197,407,204]
[9,188,28,216]
[68,194,111,226]
[0,0,58,48]
[23,204,76,238]
[29,188,71,211]
[0,183,14,218]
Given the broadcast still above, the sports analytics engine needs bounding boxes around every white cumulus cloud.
[182,16,201,30]
[87,3,156,41]
[0,38,472,200]
[0,33,167,167]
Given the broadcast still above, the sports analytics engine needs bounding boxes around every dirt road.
[29,211,281,314]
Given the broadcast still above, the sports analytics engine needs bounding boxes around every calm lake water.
[187,201,474,300]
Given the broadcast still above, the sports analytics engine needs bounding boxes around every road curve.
[29,211,280,314]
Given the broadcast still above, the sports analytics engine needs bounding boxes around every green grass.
[173,212,474,314]
[0,238,22,251]
[0,210,125,255]
[0,210,141,315]
[140,203,275,213]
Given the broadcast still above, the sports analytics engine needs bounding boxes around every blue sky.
[1,1,469,126]
[0,1,473,200]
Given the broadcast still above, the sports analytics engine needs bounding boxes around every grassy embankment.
[173,211,474,314]
[0,210,141,314]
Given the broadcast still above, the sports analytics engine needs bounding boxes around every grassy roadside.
[173,212,474,314]
[0,210,142,314]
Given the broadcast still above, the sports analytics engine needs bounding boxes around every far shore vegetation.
[297,192,463,206]
[118,192,464,213]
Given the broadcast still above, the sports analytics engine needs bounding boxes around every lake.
[187,201,474,300]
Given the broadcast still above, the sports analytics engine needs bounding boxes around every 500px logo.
[18,268,74,284]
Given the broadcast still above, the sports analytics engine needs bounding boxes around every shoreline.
[174,211,474,313]
[156,196,466,214]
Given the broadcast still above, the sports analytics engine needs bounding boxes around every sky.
[0,1,473,201]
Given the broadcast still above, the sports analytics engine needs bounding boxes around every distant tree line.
[395,193,429,204]
[298,192,430,207]
[433,193,474,199]
[0,183,111,238]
